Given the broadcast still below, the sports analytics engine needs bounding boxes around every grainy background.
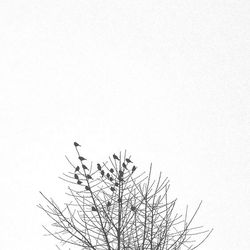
[0,1,249,249]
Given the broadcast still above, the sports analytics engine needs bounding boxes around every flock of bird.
[72,142,138,212]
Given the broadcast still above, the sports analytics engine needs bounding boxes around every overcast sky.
[0,1,249,249]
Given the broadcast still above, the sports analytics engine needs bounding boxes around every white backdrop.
[0,1,249,249]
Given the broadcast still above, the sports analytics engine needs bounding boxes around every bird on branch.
[97,164,101,170]
[110,168,114,173]
[77,180,82,185]
[75,166,80,172]
[122,162,127,169]
[126,158,132,164]
[74,142,81,147]
[91,206,97,212]
[86,174,92,179]
[132,166,136,173]
[113,154,120,161]
[79,156,87,161]
[74,174,79,179]
[82,164,88,170]
[101,170,104,177]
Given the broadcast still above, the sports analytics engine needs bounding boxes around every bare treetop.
[38,143,212,250]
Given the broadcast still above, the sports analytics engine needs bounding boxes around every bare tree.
[38,142,213,250]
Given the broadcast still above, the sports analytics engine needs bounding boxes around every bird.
[107,201,111,207]
[119,170,124,176]
[131,206,136,211]
[74,142,81,147]
[97,164,102,170]
[132,166,136,173]
[85,186,90,191]
[110,187,115,192]
[75,166,80,172]
[113,154,120,161]
[91,206,97,211]
[106,173,110,179]
[77,180,82,185]
[101,170,105,177]
[110,168,114,173]
[82,164,88,170]
[110,177,113,182]
[74,173,79,179]
[126,158,132,164]
[79,156,87,161]
[122,162,127,169]
[115,182,119,187]
[86,174,92,179]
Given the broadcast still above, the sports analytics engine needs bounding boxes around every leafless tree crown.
[38,143,212,250]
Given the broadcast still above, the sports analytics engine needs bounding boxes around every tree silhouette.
[38,143,213,250]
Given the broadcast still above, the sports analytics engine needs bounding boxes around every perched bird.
[113,154,120,161]
[101,170,104,177]
[110,168,114,173]
[132,166,136,173]
[77,180,82,185]
[119,170,124,176]
[74,173,79,179]
[126,158,132,164]
[110,177,113,182]
[106,173,110,179]
[122,162,127,169]
[85,186,90,191]
[86,174,92,179]
[107,201,111,207]
[131,206,136,211]
[115,182,119,187]
[74,142,81,147]
[75,166,80,172]
[91,206,97,212]
[79,156,87,161]
[82,164,88,170]
[110,187,115,192]
[97,164,102,170]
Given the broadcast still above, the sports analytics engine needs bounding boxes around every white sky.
[0,1,249,249]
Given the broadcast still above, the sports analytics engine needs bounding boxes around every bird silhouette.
[126,158,132,164]
[110,187,115,192]
[86,174,92,179]
[110,177,113,182]
[79,156,87,161]
[101,170,104,177]
[97,164,101,170]
[119,170,124,176]
[115,182,119,187]
[106,173,110,179]
[75,166,80,172]
[113,154,120,161]
[77,180,82,185]
[110,168,114,173]
[107,201,111,207]
[91,206,97,211]
[131,206,136,211]
[132,165,136,173]
[85,186,90,191]
[122,162,127,169]
[74,174,79,179]
[74,142,81,147]
[82,164,88,170]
